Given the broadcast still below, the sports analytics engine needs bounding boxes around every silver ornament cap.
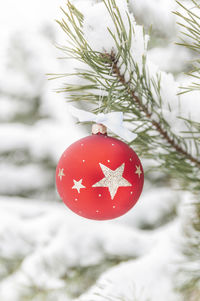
[92,123,107,135]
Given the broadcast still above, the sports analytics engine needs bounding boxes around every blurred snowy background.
[0,0,198,300]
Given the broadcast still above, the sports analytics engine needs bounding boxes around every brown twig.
[104,51,200,167]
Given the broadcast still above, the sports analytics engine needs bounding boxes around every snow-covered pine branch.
[54,0,200,193]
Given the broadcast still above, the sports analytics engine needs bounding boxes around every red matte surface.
[56,134,144,220]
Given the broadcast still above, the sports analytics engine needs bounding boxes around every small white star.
[58,168,65,181]
[135,165,142,178]
[92,163,132,200]
[72,179,86,193]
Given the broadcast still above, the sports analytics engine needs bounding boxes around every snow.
[129,0,177,38]
[70,0,200,143]
[81,0,149,68]
[78,222,182,301]
[0,120,83,177]
[0,0,199,300]
[117,187,180,229]
[0,195,182,301]
[0,164,51,195]
[148,44,192,74]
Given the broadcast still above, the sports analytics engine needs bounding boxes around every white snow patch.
[78,222,183,301]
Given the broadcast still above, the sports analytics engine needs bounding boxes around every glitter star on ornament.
[135,165,142,178]
[72,179,86,193]
[58,168,65,181]
[92,163,132,199]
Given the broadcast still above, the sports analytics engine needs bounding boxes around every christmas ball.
[56,132,144,220]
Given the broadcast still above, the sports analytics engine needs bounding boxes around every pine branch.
[174,0,200,92]
[52,0,200,193]
[177,202,200,301]
[104,51,200,168]
[51,1,200,299]
[173,2,200,299]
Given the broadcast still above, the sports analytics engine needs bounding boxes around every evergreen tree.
[54,0,200,192]
[0,0,199,300]
[174,1,200,299]
[0,33,55,200]
[52,0,200,299]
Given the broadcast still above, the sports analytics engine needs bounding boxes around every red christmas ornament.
[56,125,144,220]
